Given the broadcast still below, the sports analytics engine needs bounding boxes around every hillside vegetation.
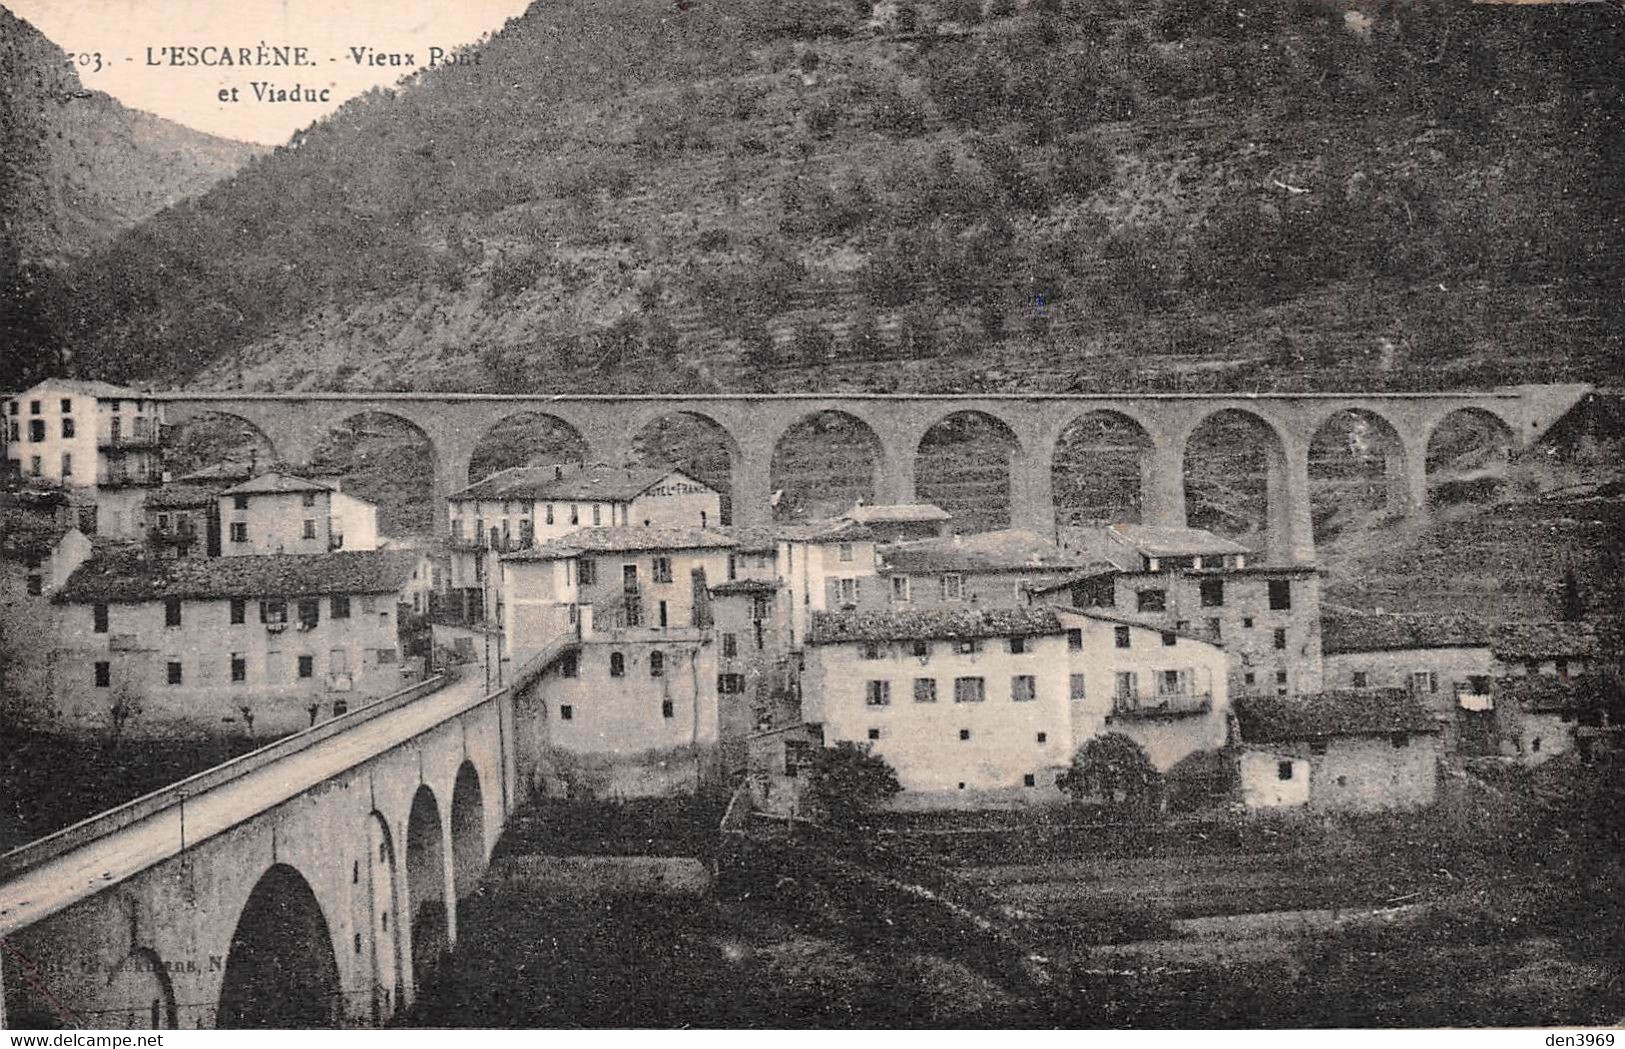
[8,0,1621,395]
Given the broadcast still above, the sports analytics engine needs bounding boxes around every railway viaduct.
[0,637,571,1030]
[156,385,1591,564]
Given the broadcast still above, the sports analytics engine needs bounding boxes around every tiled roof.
[842,502,952,523]
[56,549,421,603]
[1047,605,1225,647]
[503,525,737,560]
[145,484,222,510]
[1105,523,1256,558]
[1235,689,1441,743]
[0,513,74,561]
[1021,566,1127,595]
[807,607,1063,645]
[451,464,705,502]
[728,519,877,552]
[1321,605,1489,655]
[1495,674,1618,714]
[708,579,781,595]
[223,472,334,496]
[880,529,1091,574]
[13,379,149,400]
[1490,621,1603,661]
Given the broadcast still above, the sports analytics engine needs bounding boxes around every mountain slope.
[19,0,1625,394]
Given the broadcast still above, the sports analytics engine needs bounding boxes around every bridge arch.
[105,947,178,1029]
[465,412,590,485]
[450,762,487,901]
[1050,409,1155,532]
[162,411,281,478]
[1425,407,1519,508]
[769,409,884,522]
[404,784,450,989]
[365,811,406,1025]
[627,409,741,526]
[1181,407,1302,562]
[1308,408,1411,542]
[310,411,438,538]
[914,410,1022,534]
[216,863,341,1029]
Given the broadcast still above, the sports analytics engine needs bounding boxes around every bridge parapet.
[0,674,453,881]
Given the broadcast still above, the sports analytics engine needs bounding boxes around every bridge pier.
[1267,434,1316,566]
[1393,429,1431,518]
[1139,439,1188,531]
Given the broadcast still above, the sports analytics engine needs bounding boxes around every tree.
[1060,733,1164,812]
[806,741,902,826]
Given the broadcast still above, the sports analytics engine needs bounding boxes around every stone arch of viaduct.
[0,686,515,1029]
[157,387,1588,565]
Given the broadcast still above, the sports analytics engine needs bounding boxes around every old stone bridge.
[0,639,570,1029]
[156,386,1590,564]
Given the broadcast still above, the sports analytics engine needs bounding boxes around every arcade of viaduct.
[0,640,573,1030]
[156,386,1589,564]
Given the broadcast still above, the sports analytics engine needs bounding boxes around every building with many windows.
[44,549,430,738]
[874,529,1099,613]
[1,379,165,539]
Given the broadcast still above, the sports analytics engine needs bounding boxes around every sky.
[5,0,533,145]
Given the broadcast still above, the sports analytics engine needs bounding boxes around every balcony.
[1111,691,1213,720]
[99,431,160,450]
[97,469,160,488]
[108,634,147,652]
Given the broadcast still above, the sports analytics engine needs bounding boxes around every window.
[1009,636,1029,655]
[610,652,626,677]
[302,519,317,539]
[1244,672,1256,685]
[891,576,910,603]
[941,574,964,601]
[592,504,602,526]
[297,655,314,679]
[1531,737,1541,753]
[1066,628,1082,651]
[911,640,929,659]
[1268,580,1292,610]
[164,598,182,627]
[1351,671,1368,688]
[1114,625,1131,649]
[752,595,771,621]
[95,661,111,687]
[1390,733,1410,749]
[1036,731,1048,744]
[60,453,72,479]
[29,400,40,415]
[1200,579,1225,607]
[297,599,320,629]
[167,661,183,685]
[1137,589,1166,613]
[722,633,738,658]
[1277,761,1294,781]
[784,740,811,777]
[1276,670,1288,684]
[955,639,979,655]
[861,642,883,660]
[867,728,880,741]
[718,673,746,694]
[647,556,673,585]
[1011,675,1036,702]
[233,494,249,510]
[1243,616,1255,629]
[545,503,555,525]
[25,574,42,596]
[1161,631,1177,647]
[1206,618,1221,639]
[1309,740,1328,756]
[1022,773,1036,788]
[953,677,985,704]
[1411,670,1437,694]
[301,492,317,508]
[575,558,596,587]
[838,578,860,605]
[959,729,971,741]
[331,595,351,619]
[560,704,573,721]
[28,455,39,476]
[1555,659,1570,681]
[1115,671,1137,701]
[570,505,579,525]
[28,419,45,442]
[93,603,109,633]
[231,655,247,683]
[913,678,937,704]
[1273,628,1287,651]
[650,651,664,678]
[1069,673,1087,701]
[560,652,578,678]
[865,680,891,706]
[230,522,248,543]
[662,699,675,719]
[375,647,396,663]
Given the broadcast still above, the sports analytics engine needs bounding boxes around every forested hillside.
[8,0,1622,394]
[0,8,261,387]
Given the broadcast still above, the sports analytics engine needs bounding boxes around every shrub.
[795,324,835,366]
[807,741,902,826]
[1164,747,1239,813]
[487,249,547,299]
[1060,733,1164,812]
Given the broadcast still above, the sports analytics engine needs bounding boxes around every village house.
[1,379,166,539]
[767,519,882,648]
[1235,689,1442,813]
[45,549,431,739]
[1038,523,1324,699]
[143,484,220,559]
[1492,673,1622,766]
[838,502,953,542]
[444,464,721,624]
[144,463,380,563]
[792,604,1230,811]
[0,508,94,723]
[874,528,1096,613]
[1490,620,1604,681]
